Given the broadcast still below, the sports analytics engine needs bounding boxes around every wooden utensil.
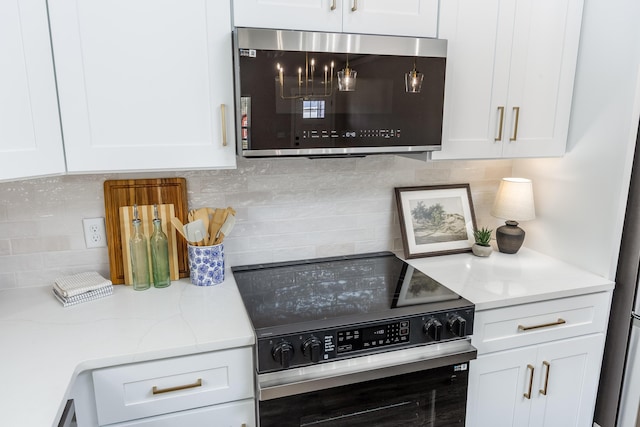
[171,217,188,241]
[193,208,210,245]
[209,208,227,245]
[213,212,236,245]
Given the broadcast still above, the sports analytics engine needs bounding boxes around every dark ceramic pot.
[496,220,525,254]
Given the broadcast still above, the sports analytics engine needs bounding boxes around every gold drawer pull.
[518,318,566,332]
[330,0,336,10]
[524,364,534,399]
[352,0,358,11]
[220,104,228,147]
[152,378,202,395]
[495,106,505,141]
[539,361,550,396]
[509,106,520,141]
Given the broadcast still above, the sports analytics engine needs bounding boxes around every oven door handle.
[258,340,477,401]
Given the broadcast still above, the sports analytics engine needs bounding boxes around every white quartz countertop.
[405,247,614,311]
[0,272,254,427]
[0,248,615,426]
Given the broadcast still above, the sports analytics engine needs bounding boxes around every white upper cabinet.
[232,0,438,38]
[434,0,584,160]
[0,0,65,181]
[48,0,236,173]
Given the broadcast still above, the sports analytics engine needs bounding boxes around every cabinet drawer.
[93,347,253,425]
[472,291,611,354]
[108,398,255,427]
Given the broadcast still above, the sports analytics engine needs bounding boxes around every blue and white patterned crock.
[187,243,224,286]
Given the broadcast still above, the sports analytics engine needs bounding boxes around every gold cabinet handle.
[352,0,358,11]
[330,0,336,10]
[509,106,520,141]
[524,364,534,399]
[518,318,566,332]
[152,378,202,395]
[539,361,550,396]
[220,104,228,147]
[495,106,505,141]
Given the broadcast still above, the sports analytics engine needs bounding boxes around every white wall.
[513,0,640,280]
[0,157,512,290]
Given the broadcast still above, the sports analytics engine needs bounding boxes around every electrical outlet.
[83,217,107,248]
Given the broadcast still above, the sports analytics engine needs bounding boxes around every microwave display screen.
[238,49,446,155]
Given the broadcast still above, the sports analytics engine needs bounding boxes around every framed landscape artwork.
[395,184,477,258]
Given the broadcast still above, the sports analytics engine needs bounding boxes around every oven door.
[257,339,476,427]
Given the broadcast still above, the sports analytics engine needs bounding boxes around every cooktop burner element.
[232,252,474,373]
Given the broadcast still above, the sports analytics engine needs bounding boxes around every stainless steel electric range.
[233,252,476,427]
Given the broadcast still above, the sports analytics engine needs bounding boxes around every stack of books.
[52,272,113,307]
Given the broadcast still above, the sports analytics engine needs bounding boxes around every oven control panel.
[336,320,410,354]
[256,307,474,373]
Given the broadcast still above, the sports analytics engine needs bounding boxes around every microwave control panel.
[301,129,402,140]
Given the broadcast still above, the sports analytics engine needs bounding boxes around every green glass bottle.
[150,205,171,288]
[130,204,150,291]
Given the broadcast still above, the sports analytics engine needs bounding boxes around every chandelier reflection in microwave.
[405,59,424,94]
[276,53,357,100]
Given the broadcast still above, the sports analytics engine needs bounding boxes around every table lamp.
[490,177,536,254]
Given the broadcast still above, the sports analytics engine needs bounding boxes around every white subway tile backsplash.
[11,236,72,254]
[316,243,356,258]
[0,240,10,256]
[0,221,40,239]
[0,273,17,290]
[0,253,44,272]
[0,156,512,289]
[43,248,109,268]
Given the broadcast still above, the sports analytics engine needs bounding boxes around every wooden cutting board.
[119,204,180,285]
[104,178,189,284]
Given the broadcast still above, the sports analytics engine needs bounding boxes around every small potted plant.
[472,227,493,257]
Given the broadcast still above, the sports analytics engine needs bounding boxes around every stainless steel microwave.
[232,27,447,158]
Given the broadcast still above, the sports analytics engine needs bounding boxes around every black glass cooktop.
[232,252,461,332]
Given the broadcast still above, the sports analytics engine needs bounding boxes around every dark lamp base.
[496,220,525,254]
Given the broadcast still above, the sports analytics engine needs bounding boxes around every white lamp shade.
[491,178,536,221]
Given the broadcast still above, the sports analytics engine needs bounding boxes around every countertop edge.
[472,282,615,311]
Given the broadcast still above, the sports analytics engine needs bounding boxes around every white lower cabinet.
[467,334,604,427]
[467,291,611,427]
[109,399,255,427]
[90,347,255,426]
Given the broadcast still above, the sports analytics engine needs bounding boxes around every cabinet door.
[48,0,236,173]
[529,334,604,427]
[342,0,438,37]
[466,347,533,427]
[232,0,342,32]
[433,0,515,160]
[501,0,583,158]
[0,0,65,181]
[435,0,582,160]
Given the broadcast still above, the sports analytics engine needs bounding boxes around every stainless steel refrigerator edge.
[596,120,640,427]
